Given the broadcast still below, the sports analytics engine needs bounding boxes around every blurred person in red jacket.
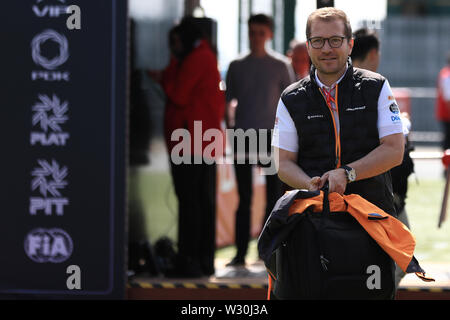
[287,40,311,80]
[436,52,450,151]
[151,18,225,278]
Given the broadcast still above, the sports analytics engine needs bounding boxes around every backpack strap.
[318,184,330,271]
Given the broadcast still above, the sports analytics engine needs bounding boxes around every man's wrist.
[341,165,357,183]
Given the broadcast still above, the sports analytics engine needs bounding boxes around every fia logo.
[30,94,70,146]
[29,159,69,216]
[31,29,70,81]
[24,228,73,263]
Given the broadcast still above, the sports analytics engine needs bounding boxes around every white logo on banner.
[31,29,70,81]
[30,159,69,215]
[31,29,69,70]
[30,94,70,146]
[33,0,68,18]
[24,228,73,263]
[32,159,68,197]
[32,0,82,30]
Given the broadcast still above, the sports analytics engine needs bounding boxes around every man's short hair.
[351,28,380,62]
[248,14,274,32]
[289,39,307,52]
[306,7,352,40]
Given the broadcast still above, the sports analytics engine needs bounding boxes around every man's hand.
[277,148,325,191]
[319,168,347,195]
[308,176,322,191]
[225,99,238,129]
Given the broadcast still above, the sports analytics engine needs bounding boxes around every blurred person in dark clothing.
[128,19,159,277]
[350,28,380,72]
[150,18,225,278]
[225,14,295,267]
[352,27,414,289]
[351,27,414,218]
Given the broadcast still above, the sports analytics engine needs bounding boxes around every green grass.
[129,169,178,244]
[404,177,450,262]
[132,169,450,263]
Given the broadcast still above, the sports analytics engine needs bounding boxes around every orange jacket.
[287,191,434,282]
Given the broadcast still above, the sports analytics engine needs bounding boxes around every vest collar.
[310,58,354,89]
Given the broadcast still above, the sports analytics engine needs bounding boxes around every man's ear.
[287,49,293,58]
[348,38,354,47]
[368,47,378,59]
[348,38,354,54]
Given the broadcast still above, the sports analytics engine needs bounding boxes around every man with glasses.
[272,7,405,217]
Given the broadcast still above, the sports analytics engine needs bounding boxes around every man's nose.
[321,40,333,52]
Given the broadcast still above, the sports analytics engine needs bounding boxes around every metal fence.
[378,17,450,88]
[406,90,442,144]
[377,17,450,144]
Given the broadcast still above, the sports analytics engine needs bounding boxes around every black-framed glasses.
[308,36,346,49]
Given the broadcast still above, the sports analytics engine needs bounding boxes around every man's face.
[248,23,273,53]
[355,48,380,72]
[369,48,380,72]
[307,18,353,76]
[291,46,310,78]
[169,33,183,58]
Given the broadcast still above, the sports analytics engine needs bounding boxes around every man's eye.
[330,38,341,45]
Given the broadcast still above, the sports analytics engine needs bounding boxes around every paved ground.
[399,261,450,288]
[214,258,450,288]
[410,145,444,180]
[130,258,450,294]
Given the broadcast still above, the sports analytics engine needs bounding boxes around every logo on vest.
[307,114,324,120]
[389,103,400,114]
[390,103,401,123]
[345,106,366,112]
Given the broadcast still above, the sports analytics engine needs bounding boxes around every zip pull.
[335,144,341,168]
[320,254,329,271]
